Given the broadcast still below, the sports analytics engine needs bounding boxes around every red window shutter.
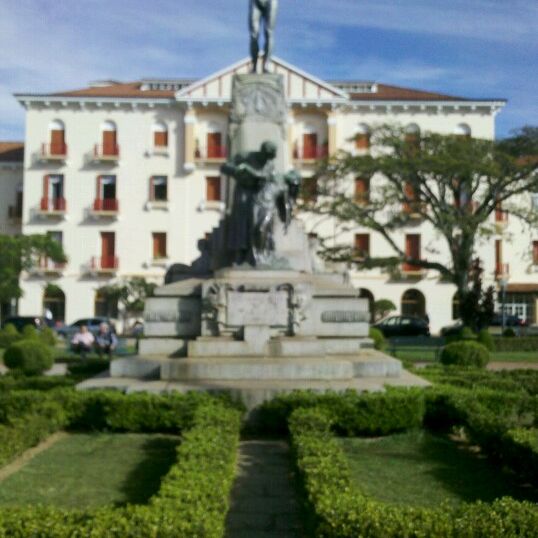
[154,131,168,147]
[354,234,370,257]
[149,177,155,201]
[404,234,421,271]
[206,177,221,202]
[355,177,369,203]
[303,133,317,159]
[355,133,370,150]
[533,241,538,264]
[403,182,416,213]
[43,175,50,197]
[207,133,222,158]
[495,239,503,271]
[153,233,167,258]
[103,130,117,155]
[50,130,65,155]
[101,232,115,268]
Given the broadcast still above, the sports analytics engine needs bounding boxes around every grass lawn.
[390,348,538,364]
[0,433,180,508]
[340,431,538,508]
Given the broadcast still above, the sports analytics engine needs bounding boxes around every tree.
[0,235,66,304]
[373,299,396,321]
[309,125,538,328]
[458,259,495,331]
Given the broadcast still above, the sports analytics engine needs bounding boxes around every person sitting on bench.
[94,322,118,358]
[71,325,95,359]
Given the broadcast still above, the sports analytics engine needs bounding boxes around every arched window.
[152,121,168,148]
[100,120,118,157]
[454,123,471,137]
[401,289,426,318]
[358,288,375,323]
[452,292,460,320]
[355,123,370,150]
[43,284,65,323]
[48,119,66,156]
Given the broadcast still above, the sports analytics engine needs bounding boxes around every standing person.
[94,322,118,358]
[71,325,95,359]
[249,0,279,73]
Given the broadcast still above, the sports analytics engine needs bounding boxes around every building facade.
[8,56,538,332]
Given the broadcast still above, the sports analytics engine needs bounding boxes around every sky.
[0,0,536,141]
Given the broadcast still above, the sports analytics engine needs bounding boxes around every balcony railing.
[293,146,329,161]
[41,143,67,160]
[195,145,227,161]
[91,256,119,272]
[93,144,120,161]
[92,198,119,213]
[39,197,66,214]
[495,263,510,279]
[402,261,425,275]
[31,257,66,275]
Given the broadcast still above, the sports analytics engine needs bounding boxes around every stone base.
[77,369,430,410]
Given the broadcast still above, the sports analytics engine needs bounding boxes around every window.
[355,123,370,150]
[495,239,503,274]
[403,234,421,271]
[533,241,538,265]
[48,119,66,155]
[354,234,370,258]
[95,176,118,211]
[207,131,224,158]
[401,289,426,318]
[100,232,116,268]
[404,124,420,152]
[153,122,168,147]
[403,182,419,214]
[42,175,65,211]
[101,120,118,156]
[152,232,167,259]
[150,176,168,201]
[454,123,472,137]
[206,176,221,202]
[354,177,370,204]
[303,131,318,159]
[495,200,508,223]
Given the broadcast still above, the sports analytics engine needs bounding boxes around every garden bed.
[339,431,537,507]
[0,433,180,508]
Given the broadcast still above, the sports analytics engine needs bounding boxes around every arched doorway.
[401,289,426,318]
[43,284,65,323]
[94,288,119,319]
[358,288,375,323]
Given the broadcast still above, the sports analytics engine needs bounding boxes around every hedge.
[255,388,425,435]
[3,340,54,375]
[493,336,538,352]
[290,406,538,538]
[0,394,242,537]
[440,341,489,368]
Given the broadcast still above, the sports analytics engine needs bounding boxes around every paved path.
[225,440,306,538]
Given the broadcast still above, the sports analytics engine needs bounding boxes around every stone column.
[184,107,196,172]
[327,110,338,157]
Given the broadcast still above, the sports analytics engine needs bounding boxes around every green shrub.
[503,327,516,337]
[0,324,21,348]
[256,388,425,436]
[39,326,57,346]
[21,325,39,340]
[67,358,109,378]
[3,340,54,375]
[290,406,538,538]
[493,336,538,352]
[440,341,489,368]
[445,325,477,344]
[369,327,386,350]
[477,328,495,351]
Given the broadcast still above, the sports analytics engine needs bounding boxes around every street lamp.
[499,277,508,333]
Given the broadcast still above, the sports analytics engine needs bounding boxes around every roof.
[52,81,176,99]
[507,284,538,293]
[0,142,24,162]
[349,83,468,102]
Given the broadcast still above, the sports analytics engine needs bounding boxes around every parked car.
[440,320,464,337]
[1,316,53,332]
[373,315,430,338]
[56,317,116,340]
[490,313,527,327]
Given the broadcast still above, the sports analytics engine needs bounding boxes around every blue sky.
[0,0,536,140]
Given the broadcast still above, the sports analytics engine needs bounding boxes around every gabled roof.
[0,142,24,162]
[349,83,468,102]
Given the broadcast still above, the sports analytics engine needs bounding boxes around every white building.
[7,56,538,332]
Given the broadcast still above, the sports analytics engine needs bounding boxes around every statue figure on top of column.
[249,0,279,73]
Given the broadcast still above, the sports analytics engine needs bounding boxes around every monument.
[89,1,428,407]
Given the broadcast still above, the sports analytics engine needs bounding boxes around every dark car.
[56,317,116,339]
[1,316,53,332]
[490,313,527,327]
[440,320,464,337]
[373,315,430,338]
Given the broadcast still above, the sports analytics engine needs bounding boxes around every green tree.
[0,235,66,304]
[373,299,396,321]
[98,277,156,322]
[309,125,538,328]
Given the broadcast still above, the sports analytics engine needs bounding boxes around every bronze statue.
[221,141,301,266]
[249,0,279,73]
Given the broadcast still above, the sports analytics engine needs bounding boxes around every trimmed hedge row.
[256,388,425,435]
[493,336,538,352]
[0,394,242,537]
[290,406,538,538]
